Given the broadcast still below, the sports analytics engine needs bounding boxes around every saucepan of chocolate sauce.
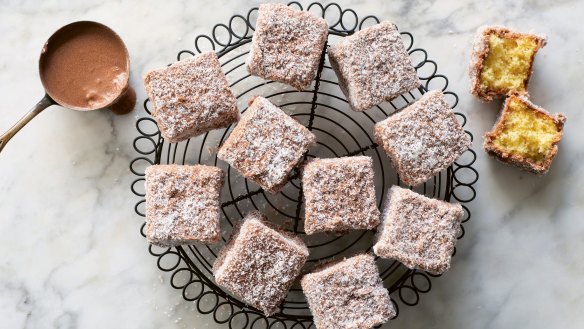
[0,21,135,153]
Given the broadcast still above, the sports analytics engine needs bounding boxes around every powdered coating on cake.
[246,3,328,90]
[144,164,224,246]
[213,211,309,316]
[217,96,316,193]
[301,254,395,329]
[373,186,463,274]
[483,95,566,174]
[302,156,380,235]
[144,51,240,142]
[328,21,420,112]
[469,25,546,102]
[373,90,471,186]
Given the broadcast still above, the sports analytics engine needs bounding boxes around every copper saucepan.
[0,21,135,153]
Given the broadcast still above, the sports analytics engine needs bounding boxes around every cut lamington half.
[144,51,239,142]
[484,95,566,174]
[328,21,420,112]
[217,96,316,193]
[373,186,463,275]
[301,254,395,329]
[246,3,328,90]
[373,90,471,186]
[144,164,224,246]
[213,211,309,316]
[469,25,546,102]
[302,156,380,235]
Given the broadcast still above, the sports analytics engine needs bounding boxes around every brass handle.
[0,94,55,153]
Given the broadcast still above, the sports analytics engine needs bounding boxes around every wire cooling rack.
[130,2,478,328]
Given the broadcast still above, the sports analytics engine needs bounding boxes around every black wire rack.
[130,2,479,328]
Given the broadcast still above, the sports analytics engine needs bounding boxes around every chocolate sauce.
[39,22,129,110]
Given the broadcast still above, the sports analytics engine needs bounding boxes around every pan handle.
[0,94,55,154]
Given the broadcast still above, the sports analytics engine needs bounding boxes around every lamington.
[213,211,309,316]
[144,164,224,246]
[246,3,329,90]
[328,21,420,112]
[302,156,380,235]
[217,96,316,193]
[144,51,239,142]
[484,95,566,174]
[469,25,546,102]
[301,254,395,329]
[373,186,463,274]
[373,90,471,186]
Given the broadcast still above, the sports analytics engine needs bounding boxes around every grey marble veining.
[0,0,583,328]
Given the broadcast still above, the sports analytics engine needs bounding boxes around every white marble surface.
[1,0,583,328]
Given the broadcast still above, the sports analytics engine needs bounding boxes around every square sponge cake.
[301,254,395,329]
[470,25,546,102]
[213,211,309,316]
[373,90,471,186]
[246,3,328,90]
[373,186,463,275]
[218,96,316,193]
[328,21,420,112]
[144,164,224,246]
[484,95,566,174]
[302,156,380,235]
[144,51,239,142]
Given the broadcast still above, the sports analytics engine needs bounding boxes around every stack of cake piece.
[469,26,566,174]
[140,3,474,328]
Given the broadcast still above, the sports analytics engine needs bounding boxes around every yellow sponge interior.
[480,34,539,93]
[492,98,559,163]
